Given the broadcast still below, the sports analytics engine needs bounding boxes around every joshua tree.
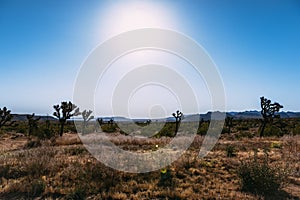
[108,118,114,128]
[26,113,41,136]
[172,110,183,135]
[225,116,233,134]
[146,119,152,125]
[53,101,80,136]
[81,109,94,134]
[97,118,103,126]
[0,107,15,129]
[260,96,283,137]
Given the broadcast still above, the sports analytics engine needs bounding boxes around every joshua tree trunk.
[260,120,267,137]
[175,120,179,134]
[59,122,65,137]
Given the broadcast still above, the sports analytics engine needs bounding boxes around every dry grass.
[0,132,299,199]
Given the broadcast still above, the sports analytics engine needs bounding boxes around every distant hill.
[12,114,57,121]
[227,111,300,119]
[10,111,300,122]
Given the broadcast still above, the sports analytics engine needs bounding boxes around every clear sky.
[0,0,299,116]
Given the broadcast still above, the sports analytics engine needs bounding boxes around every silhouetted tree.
[172,110,183,135]
[53,101,80,136]
[26,113,41,136]
[81,109,94,134]
[97,118,103,126]
[108,118,114,128]
[0,107,15,129]
[260,96,283,137]
[225,116,233,134]
[146,119,151,125]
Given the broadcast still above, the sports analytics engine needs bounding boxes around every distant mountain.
[12,114,57,121]
[227,111,300,119]
[10,111,300,122]
[230,111,262,119]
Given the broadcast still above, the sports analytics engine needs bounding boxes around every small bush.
[226,145,236,157]
[197,123,209,135]
[238,150,289,196]
[237,125,249,131]
[221,127,230,134]
[262,125,283,137]
[65,187,86,200]
[24,138,41,149]
[0,164,10,180]
[27,179,45,197]
[64,146,87,155]
[101,124,117,133]
[292,125,300,135]
[158,168,173,187]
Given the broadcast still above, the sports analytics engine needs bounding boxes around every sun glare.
[99,1,179,40]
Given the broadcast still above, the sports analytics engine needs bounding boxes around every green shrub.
[260,125,283,137]
[101,124,117,133]
[238,150,289,196]
[155,123,175,137]
[197,123,209,135]
[292,125,300,135]
[235,131,253,139]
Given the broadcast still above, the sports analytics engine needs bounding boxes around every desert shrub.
[65,187,86,200]
[65,121,78,133]
[27,178,46,197]
[221,127,230,134]
[292,125,300,135]
[237,125,249,131]
[226,145,236,157]
[263,125,283,137]
[197,123,209,135]
[238,150,289,196]
[0,163,10,180]
[101,124,117,133]
[15,123,27,134]
[152,123,175,137]
[235,131,254,139]
[24,138,41,149]
[158,168,173,187]
[23,147,56,178]
[64,146,87,155]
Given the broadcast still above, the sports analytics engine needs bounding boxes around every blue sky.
[0,0,299,115]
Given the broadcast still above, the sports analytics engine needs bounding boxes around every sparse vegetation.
[0,97,299,199]
[0,133,299,199]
